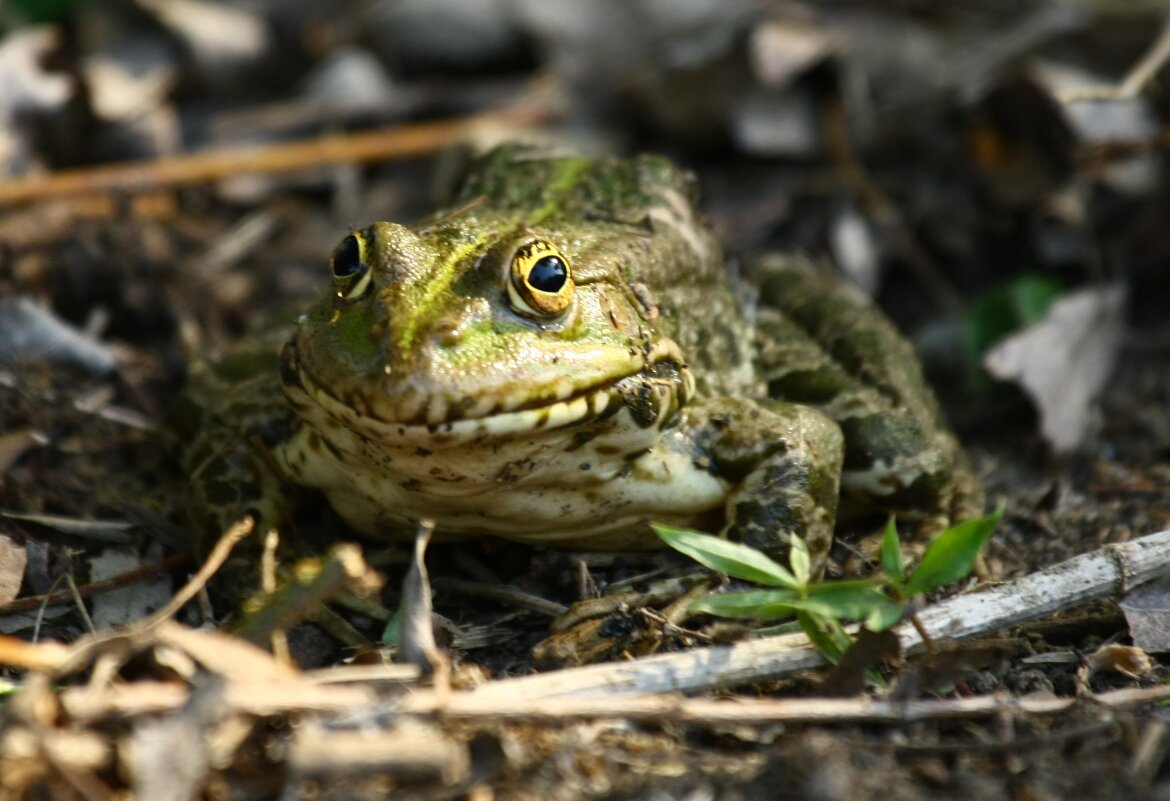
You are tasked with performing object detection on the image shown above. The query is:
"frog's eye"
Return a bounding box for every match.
[507,240,574,318]
[331,232,373,301]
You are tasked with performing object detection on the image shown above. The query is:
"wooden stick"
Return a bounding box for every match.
[0,104,550,206]
[0,552,192,616]
[411,682,1170,725]
[144,517,253,627]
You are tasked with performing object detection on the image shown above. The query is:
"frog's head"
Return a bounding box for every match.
[281,148,706,441]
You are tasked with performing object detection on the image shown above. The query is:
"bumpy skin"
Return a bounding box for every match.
[184,145,981,576]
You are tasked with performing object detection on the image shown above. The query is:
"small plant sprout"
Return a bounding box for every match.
[655,505,1003,664]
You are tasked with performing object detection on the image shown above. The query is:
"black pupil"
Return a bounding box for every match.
[529,255,567,293]
[333,235,363,278]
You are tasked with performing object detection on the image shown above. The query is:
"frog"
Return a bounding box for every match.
[182,144,982,587]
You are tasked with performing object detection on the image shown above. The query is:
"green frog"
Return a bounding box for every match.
[182,145,981,580]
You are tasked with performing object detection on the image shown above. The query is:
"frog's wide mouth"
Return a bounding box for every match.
[280,338,693,439]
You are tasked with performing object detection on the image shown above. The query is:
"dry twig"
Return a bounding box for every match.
[0,552,191,617]
[0,105,551,206]
[409,682,1170,726]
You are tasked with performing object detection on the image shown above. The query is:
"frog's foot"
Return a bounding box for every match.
[686,398,844,577]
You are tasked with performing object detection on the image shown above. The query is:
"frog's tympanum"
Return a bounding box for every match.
[184,146,982,578]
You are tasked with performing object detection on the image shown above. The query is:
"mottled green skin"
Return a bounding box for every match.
[184,145,981,577]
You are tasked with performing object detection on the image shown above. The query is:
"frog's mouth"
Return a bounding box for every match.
[281,338,694,439]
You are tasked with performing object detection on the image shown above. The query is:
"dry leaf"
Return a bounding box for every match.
[748,19,836,88]
[983,284,1125,453]
[0,297,118,374]
[0,429,49,475]
[0,532,28,605]
[90,549,173,630]
[1084,643,1154,679]
[1120,579,1170,653]
[0,27,72,174]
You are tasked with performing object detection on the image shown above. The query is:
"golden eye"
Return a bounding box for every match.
[507,240,573,318]
[331,231,373,301]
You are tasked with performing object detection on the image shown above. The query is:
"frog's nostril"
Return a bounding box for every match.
[433,319,464,347]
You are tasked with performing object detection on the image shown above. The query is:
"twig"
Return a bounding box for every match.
[303,663,420,685]
[1119,16,1170,98]
[0,552,192,616]
[57,676,373,722]
[425,528,1170,702]
[289,724,469,783]
[65,574,96,635]
[260,527,290,663]
[143,517,253,627]
[0,104,551,206]
[403,682,1170,725]
[1062,15,1170,102]
[0,632,71,671]
[432,576,567,618]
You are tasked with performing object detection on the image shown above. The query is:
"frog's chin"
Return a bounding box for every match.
[281,338,693,442]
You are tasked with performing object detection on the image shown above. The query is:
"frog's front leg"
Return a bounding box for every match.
[683,397,844,576]
[177,364,305,602]
[184,419,298,550]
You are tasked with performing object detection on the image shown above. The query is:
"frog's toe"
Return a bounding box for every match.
[723,402,844,577]
[948,456,986,524]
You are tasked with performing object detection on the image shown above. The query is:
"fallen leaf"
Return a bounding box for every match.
[0,27,73,174]
[397,520,442,676]
[1,511,134,543]
[0,297,118,374]
[983,284,1125,453]
[748,19,836,88]
[0,532,27,605]
[1084,643,1154,679]
[0,428,48,475]
[139,0,269,82]
[1120,579,1170,653]
[90,549,173,630]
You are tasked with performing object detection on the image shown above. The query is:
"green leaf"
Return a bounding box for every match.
[789,536,811,585]
[655,525,798,588]
[804,579,889,620]
[756,620,804,637]
[905,506,1004,597]
[798,611,851,664]
[690,589,799,618]
[963,274,1064,357]
[11,0,78,23]
[693,592,829,622]
[692,587,884,624]
[753,597,841,621]
[381,603,403,645]
[880,517,905,586]
[864,600,906,632]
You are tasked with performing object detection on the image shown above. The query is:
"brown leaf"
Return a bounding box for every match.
[1120,579,1170,654]
[983,284,1125,453]
[0,532,27,605]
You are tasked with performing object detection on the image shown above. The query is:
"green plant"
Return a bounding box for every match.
[655,506,1003,664]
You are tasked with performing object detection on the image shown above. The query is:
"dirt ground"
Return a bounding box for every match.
[3,3,1170,800]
